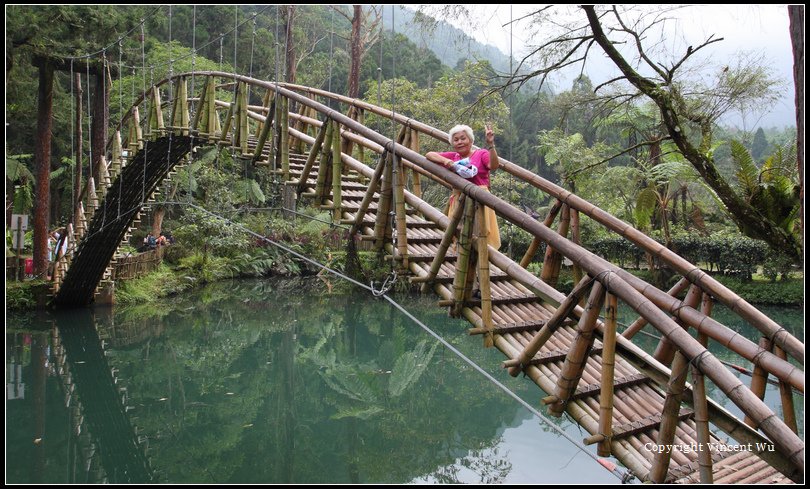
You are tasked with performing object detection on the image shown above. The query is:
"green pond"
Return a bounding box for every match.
[5,277,804,484]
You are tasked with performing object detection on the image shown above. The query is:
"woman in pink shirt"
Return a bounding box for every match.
[426,124,501,250]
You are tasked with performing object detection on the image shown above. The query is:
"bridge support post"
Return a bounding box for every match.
[282,183,297,220]
[95,281,115,306]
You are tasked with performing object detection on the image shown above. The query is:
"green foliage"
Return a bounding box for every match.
[729,139,801,239]
[5,280,46,310]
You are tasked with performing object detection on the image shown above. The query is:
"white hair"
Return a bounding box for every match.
[448,124,474,145]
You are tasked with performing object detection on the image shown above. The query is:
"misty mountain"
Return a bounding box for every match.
[381,5,515,76]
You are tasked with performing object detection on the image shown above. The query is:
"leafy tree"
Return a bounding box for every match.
[750,127,769,162]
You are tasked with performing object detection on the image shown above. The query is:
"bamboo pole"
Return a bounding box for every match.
[548,280,606,417]
[691,347,714,483]
[289,100,307,153]
[451,198,476,317]
[331,120,342,222]
[504,275,594,376]
[296,115,328,195]
[653,284,703,366]
[218,91,235,145]
[349,151,387,237]
[253,96,277,165]
[171,76,189,136]
[539,203,570,288]
[597,292,618,457]
[126,106,143,154]
[410,128,422,198]
[649,351,690,483]
[392,152,409,268]
[622,277,690,339]
[745,337,772,428]
[280,96,290,180]
[773,345,798,434]
[372,152,393,251]
[146,86,164,139]
[521,200,563,268]
[252,88,273,138]
[570,208,584,284]
[416,193,467,291]
[313,122,334,204]
[476,201,493,347]
[237,81,249,155]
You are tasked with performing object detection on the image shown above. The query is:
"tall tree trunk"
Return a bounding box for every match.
[284,6,297,83]
[788,5,804,253]
[348,5,363,99]
[33,62,54,278]
[151,205,165,239]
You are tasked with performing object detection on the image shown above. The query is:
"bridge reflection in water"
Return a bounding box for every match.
[8,279,635,484]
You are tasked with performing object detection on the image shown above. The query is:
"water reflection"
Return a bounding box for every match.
[6,278,802,483]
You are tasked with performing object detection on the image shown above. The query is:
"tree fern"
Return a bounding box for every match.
[729,139,759,202]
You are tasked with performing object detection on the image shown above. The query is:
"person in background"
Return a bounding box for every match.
[426,123,501,251]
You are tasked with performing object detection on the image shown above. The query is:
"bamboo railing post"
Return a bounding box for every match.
[653,284,703,366]
[520,199,562,268]
[349,151,387,237]
[773,345,798,434]
[547,280,606,417]
[745,336,773,428]
[476,201,493,347]
[415,193,467,292]
[191,77,207,131]
[253,96,277,165]
[126,106,143,155]
[280,96,290,180]
[372,152,394,251]
[219,91,235,146]
[503,275,594,376]
[649,351,690,483]
[597,292,618,457]
[341,105,357,161]
[252,89,273,138]
[296,115,327,196]
[356,109,365,168]
[109,131,123,179]
[539,203,570,288]
[313,122,334,204]
[171,76,189,136]
[272,92,283,174]
[392,152,409,269]
[290,100,307,153]
[410,128,422,198]
[570,208,584,284]
[622,277,690,339]
[451,197,476,318]
[331,120,343,222]
[146,86,164,140]
[237,81,249,155]
[691,342,714,483]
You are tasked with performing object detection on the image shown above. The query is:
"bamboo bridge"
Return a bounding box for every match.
[49,71,804,483]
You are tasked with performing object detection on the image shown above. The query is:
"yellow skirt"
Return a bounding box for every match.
[447,187,501,251]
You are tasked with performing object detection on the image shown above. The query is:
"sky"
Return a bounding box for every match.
[419,4,797,130]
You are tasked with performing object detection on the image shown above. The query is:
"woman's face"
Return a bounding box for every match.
[451,131,472,156]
